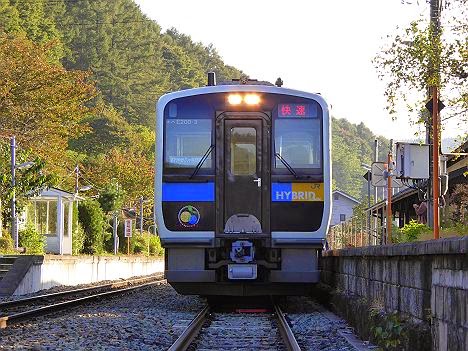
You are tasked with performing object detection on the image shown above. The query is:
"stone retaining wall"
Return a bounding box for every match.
[320,236,467,351]
[0,255,164,296]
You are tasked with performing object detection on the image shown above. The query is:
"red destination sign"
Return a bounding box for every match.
[278,103,315,118]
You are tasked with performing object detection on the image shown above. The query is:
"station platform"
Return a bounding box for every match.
[0,255,164,296]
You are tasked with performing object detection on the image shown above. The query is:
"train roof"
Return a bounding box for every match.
[157,84,329,111]
[218,79,275,86]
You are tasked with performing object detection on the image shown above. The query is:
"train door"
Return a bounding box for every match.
[216,113,270,235]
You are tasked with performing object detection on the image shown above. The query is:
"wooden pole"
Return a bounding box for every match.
[432,86,440,239]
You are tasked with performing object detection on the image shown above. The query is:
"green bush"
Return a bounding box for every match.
[399,220,430,242]
[449,223,468,236]
[78,199,110,255]
[19,225,45,254]
[148,234,164,256]
[131,234,146,254]
[117,231,163,256]
[72,202,85,255]
[72,222,86,255]
[0,230,14,254]
[390,224,403,244]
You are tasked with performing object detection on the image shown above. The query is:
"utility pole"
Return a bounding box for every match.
[386,139,393,244]
[139,196,150,256]
[113,212,119,255]
[139,196,144,237]
[427,0,442,235]
[430,0,441,239]
[374,139,379,202]
[373,139,379,245]
[10,136,18,249]
[432,87,440,239]
[366,172,371,246]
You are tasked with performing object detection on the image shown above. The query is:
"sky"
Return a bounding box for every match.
[134,0,460,143]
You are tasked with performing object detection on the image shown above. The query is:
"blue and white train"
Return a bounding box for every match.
[155,74,331,295]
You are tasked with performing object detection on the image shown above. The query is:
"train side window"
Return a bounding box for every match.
[274,119,321,169]
[165,119,212,168]
[230,127,256,175]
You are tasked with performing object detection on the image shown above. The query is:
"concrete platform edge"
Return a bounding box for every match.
[0,255,164,297]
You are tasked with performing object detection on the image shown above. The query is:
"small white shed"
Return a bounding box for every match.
[330,190,360,226]
[20,188,82,255]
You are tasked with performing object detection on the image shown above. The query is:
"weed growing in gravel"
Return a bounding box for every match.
[370,312,405,351]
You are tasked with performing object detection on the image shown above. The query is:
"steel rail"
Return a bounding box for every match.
[274,303,301,351]
[0,275,161,309]
[168,305,210,351]
[0,279,163,329]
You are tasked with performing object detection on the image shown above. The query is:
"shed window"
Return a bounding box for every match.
[64,202,70,237]
[28,200,58,236]
[340,214,346,222]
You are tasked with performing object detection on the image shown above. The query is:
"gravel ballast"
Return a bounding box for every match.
[0,282,204,350]
[0,284,376,350]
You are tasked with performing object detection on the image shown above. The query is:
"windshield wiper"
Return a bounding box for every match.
[275,152,300,179]
[190,144,215,179]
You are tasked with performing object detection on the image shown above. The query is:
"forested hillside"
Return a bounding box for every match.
[332,118,389,199]
[0,0,386,209]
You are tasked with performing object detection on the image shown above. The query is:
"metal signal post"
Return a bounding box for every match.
[10,136,17,249]
[432,86,440,239]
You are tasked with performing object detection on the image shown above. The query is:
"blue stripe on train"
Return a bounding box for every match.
[162,182,215,202]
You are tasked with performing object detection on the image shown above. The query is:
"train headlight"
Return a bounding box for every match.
[244,94,260,105]
[227,94,243,105]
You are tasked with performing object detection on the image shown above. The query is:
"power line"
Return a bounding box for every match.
[28,0,126,4]
[56,19,156,26]
[78,172,104,191]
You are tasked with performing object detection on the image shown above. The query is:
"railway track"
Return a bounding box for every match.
[169,302,300,351]
[0,275,164,329]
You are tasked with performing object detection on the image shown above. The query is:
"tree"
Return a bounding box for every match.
[332,117,389,199]
[69,102,154,157]
[0,142,56,229]
[59,0,167,126]
[82,148,154,205]
[78,199,109,254]
[165,28,243,83]
[57,0,243,127]
[2,0,66,61]
[374,1,467,137]
[98,180,125,214]
[0,35,96,174]
[0,0,21,34]
[443,183,468,228]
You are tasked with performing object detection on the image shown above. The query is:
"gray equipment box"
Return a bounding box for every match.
[395,142,429,179]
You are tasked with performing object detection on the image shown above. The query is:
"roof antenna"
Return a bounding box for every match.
[207,72,216,86]
[275,77,283,87]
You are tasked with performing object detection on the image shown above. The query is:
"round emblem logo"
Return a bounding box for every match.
[178,205,200,227]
